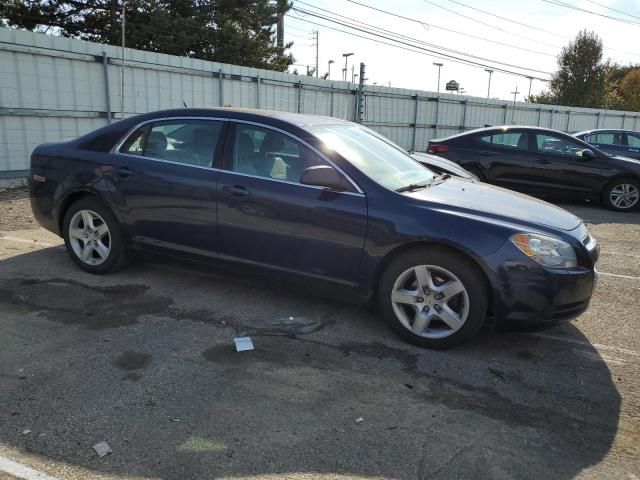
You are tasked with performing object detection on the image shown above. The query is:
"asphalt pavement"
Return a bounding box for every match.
[0,188,638,480]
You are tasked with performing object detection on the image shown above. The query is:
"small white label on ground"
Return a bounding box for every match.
[234,336,254,352]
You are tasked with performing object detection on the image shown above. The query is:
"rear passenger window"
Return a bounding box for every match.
[120,120,224,168]
[478,133,527,151]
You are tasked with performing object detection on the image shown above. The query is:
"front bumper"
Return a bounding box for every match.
[486,244,597,326]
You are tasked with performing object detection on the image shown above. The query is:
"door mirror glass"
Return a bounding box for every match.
[300,165,347,190]
[578,148,595,159]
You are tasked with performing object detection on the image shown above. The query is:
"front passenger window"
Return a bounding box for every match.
[535,133,584,157]
[231,124,325,183]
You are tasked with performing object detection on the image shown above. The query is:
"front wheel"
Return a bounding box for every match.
[62,197,130,274]
[603,179,640,211]
[378,248,488,349]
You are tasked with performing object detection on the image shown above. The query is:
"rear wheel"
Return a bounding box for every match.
[62,197,130,274]
[378,248,488,349]
[603,178,640,211]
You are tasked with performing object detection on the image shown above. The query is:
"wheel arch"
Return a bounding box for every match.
[56,189,101,233]
[370,241,497,316]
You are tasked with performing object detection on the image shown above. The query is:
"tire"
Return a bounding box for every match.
[463,165,485,182]
[602,178,640,212]
[62,197,130,274]
[378,247,488,349]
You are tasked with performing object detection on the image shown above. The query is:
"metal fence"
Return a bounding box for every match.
[2,27,640,183]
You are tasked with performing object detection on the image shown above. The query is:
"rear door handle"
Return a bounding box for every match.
[478,152,491,157]
[536,159,551,164]
[227,185,250,197]
[630,149,639,153]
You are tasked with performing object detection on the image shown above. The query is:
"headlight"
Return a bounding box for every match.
[510,233,577,269]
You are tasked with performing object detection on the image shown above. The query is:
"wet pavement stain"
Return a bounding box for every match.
[0,277,173,330]
[113,351,152,371]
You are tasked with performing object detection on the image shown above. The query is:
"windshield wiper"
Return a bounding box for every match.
[395,183,429,193]
[433,173,451,183]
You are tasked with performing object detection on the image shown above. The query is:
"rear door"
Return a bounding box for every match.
[215,122,368,285]
[109,118,226,255]
[625,133,640,160]
[586,131,630,158]
[470,130,534,190]
[529,131,607,195]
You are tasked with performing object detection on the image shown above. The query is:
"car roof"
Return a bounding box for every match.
[430,125,575,143]
[135,107,350,128]
[574,128,638,136]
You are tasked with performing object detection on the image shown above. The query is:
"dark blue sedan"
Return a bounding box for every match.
[29,109,599,349]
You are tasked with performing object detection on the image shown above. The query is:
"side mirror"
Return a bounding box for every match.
[300,165,348,191]
[578,148,595,159]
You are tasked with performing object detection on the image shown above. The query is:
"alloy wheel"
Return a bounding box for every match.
[68,209,111,266]
[609,183,639,209]
[391,265,469,339]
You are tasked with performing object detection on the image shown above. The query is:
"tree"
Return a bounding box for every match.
[528,30,608,108]
[614,69,640,112]
[0,0,294,71]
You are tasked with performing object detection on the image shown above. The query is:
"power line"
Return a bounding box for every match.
[425,0,640,59]
[293,4,552,76]
[447,0,570,39]
[420,0,565,50]
[543,0,640,26]
[583,0,640,22]
[344,0,556,58]
[288,11,551,80]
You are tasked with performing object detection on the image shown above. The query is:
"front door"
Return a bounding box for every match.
[110,118,226,255]
[529,131,606,196]
[216,122,368,285]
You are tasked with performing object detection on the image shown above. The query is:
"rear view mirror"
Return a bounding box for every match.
[578,148,595,159]
[300,165,348,191]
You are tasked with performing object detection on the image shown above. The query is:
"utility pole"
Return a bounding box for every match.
[328,59,334,80]
[526,76,534,98]
[433,62,443,96]
[510,86,520,124]
[484,69,493,98]
[356,62,365,123]
[351,65,355,83]
[120,1,125,119]
[313,30,319,78]
[342,52,354,82]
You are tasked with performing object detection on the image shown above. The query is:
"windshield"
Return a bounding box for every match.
[307,124,435,191]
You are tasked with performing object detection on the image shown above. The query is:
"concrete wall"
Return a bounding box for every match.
[2,27,639,182]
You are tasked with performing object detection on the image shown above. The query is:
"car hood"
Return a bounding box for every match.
[406,178,582,231]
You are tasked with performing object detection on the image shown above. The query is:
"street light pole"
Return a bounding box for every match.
[526,76,534,98]
[342,52,354,82]
[433,62,443,96]
[484,69,493,99]
[328,59,334,80]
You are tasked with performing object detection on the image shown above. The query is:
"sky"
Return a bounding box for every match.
[283,0,640,101]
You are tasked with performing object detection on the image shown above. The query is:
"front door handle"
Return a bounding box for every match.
[630,149,639,153]
[227,185,250,197]
[536,159,551,164]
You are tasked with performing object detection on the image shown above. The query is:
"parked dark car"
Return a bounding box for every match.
[574,129,640,161]
[410,152,478,180]
[30,109,599,349]
[427,126,640,211]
